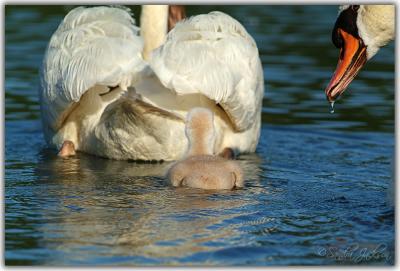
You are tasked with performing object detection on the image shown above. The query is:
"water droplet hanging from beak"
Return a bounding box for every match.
[330,101,335,114]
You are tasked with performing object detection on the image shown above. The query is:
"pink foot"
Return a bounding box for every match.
[219,148,235,159]
[58,140,76,157]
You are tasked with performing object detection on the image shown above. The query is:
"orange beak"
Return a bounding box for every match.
[325,28,367,102]
[168,5,186,32]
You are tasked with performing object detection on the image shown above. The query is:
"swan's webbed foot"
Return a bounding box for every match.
[218,147,235,159]
[58,140,76,158]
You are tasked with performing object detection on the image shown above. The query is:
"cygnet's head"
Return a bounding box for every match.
[185,107,216,156]
[325,5,395,102]
[168,107,244,190]
[168,155,244,190]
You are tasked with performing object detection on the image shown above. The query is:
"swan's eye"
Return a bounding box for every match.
[333,28,344,49]
[331,5,360,48]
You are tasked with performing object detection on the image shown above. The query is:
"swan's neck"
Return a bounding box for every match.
[140,5,169,61]
[357,5,395,59]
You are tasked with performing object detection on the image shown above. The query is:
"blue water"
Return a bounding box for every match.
[5,5,394,265]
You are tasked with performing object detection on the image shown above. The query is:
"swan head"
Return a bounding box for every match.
[185,107,216,156]
[325,5,395,102]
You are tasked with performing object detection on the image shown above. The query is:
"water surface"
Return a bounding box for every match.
[5,5,394,266]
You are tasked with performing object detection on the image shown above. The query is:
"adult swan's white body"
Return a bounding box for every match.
[40,6,264,161]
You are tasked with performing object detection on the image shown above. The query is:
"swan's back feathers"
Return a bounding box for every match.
[59,6,134,31]
[150,11,264,131]
[40,6,146,133]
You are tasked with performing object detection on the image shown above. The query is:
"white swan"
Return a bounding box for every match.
[168,107,244,190]
[325,5,395,102]
[40,5,264,161]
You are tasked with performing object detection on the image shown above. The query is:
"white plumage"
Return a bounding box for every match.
[355,5,395,59]
[40,6,264,161]
[40,7,145,132]
[151,11,263,131]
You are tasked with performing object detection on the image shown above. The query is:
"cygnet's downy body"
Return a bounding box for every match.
[168,108,244,190]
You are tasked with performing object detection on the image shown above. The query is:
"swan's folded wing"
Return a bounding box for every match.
[150,11,264,132]
[40,6,146,132]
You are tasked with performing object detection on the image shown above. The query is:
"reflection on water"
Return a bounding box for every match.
[5,5,394,266]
